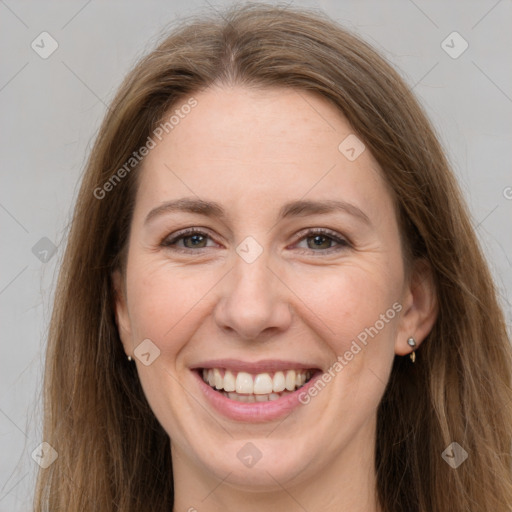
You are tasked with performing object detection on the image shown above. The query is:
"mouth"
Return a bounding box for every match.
[197,367,317,402]
[191,360,324,422]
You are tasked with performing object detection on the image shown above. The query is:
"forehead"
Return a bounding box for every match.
[134,85,393,226]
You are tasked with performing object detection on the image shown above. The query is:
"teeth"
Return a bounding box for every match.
[224,370,236,392]
[214,368,223,389]
[285,370,296,391]
[201,368,312,395]
[273,371,286,392]
[235,372,254,394]
[253,373,273,394]
[225,390,292,402]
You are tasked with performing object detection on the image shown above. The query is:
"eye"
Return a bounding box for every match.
[160,228,217,252]
[293,228,350,254]
[160,227,350,255]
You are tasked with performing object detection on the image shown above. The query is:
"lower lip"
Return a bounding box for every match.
[192,370,322,422]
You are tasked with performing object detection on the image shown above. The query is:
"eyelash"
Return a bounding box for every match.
[160,227,351,255]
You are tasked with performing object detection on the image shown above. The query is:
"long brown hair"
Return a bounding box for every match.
[34,3,512,511]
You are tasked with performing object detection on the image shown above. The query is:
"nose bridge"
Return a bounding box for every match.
[214,244,292,340]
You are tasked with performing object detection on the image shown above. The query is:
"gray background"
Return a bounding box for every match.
[1,0,511,509]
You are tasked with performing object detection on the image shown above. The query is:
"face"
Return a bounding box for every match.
[114,85,434,494]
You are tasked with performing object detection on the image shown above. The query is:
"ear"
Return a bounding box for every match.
[395,258,438,356]
[112,269,133,357]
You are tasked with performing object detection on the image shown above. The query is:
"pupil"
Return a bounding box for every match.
[186,235,204,247]
[310,235,329,249]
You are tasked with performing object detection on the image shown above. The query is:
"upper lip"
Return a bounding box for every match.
[190,358,321,374]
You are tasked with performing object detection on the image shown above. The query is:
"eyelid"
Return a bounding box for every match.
[160,227,351,254]
[291,227,351,253]
[160,227,218,250]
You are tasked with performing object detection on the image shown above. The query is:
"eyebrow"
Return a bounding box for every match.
[144,197,371,226]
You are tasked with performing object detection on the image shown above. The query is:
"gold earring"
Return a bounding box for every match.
[407,337,416,363]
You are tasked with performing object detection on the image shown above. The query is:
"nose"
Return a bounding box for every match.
[213,252,292,342]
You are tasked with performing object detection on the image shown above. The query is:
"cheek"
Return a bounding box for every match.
[123,257,219,354]
[292,261,401,340]
[290,260,401,405]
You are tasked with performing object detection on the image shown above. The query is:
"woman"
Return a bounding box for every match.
[34,3,512,511]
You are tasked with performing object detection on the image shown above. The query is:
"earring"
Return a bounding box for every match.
[407,337,416,363]
[127,355,133,362]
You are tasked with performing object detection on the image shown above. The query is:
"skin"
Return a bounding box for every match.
[113,85,437,511]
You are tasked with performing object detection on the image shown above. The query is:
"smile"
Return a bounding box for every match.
[191,359,323,422]
[201,368,313,402]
